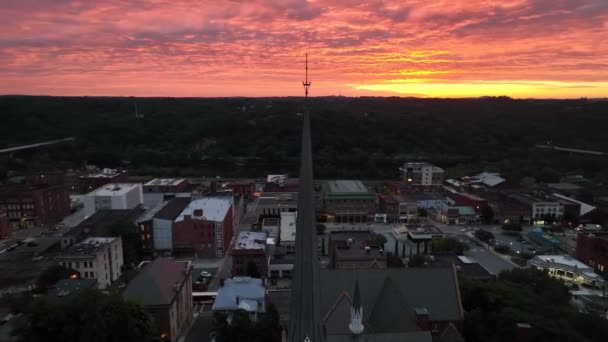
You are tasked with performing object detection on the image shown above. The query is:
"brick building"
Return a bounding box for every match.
[448,192,488,209]
[378,194,417,223]
[123,259,193,342]
[223,180,256,197]
[0,183,70,228]
[172,198,233,257]
[143,179,189,193]
[77,168,129,194]
[323,180,377,223]
[329,231,386,269]
[231,231,268,276]
[576,231,608,273]
[0,207,9,240]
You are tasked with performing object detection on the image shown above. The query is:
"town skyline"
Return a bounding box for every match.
[1,0,607,98]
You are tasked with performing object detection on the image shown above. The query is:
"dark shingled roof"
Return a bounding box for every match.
[325,332,432,342]
[319,268,463,329]
[65,207,145,239]
[123,258,190,306]
[153,197,191,220]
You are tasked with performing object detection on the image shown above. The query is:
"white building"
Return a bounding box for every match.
[279,211,297,254]
[213,277,266,321]
[528,255,605,288]
[83,183,143,217]
[56,236,124,289]
[261,217,280,239]
[401,162,444,186]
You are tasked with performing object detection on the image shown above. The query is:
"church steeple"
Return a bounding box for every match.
[349,280,364,335]
[288,55,324,342]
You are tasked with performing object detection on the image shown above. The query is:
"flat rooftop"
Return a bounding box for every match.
[280,212,297,243]
[258,192,298,206]
[81,168,124,178]
[533,255,592,269]
[144,178,187,186]
[326,180,370,194]
[87,183,140,197]
[405,192,446,202]
[57,237,118,259]
[233,231,267,251]
[175,197,231,222]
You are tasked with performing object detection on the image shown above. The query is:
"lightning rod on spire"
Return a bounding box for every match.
[303,53,311,99]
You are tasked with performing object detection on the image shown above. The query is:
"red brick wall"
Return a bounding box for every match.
[378,195,399,222]
[36,185,71,224]
[576,233,608,271]
[450,193,487,208]
[172,205,233,258]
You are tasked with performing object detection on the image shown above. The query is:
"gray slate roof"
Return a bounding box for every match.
[319,268,463,330]
[123,258,190,306]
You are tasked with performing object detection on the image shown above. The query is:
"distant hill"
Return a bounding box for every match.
[1,96,607,182]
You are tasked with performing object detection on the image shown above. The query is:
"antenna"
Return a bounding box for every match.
[302,53,311,99]
[134,100,143,118]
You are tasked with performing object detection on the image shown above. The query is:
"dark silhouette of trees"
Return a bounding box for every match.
[36,264,79,292]
[11,290,160,342]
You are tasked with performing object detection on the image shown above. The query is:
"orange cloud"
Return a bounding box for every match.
[0,0,606,98]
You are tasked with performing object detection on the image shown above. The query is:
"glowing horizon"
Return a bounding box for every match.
[1,1,607,98]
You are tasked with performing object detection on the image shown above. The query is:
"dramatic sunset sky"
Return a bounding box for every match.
[1,0,607,98]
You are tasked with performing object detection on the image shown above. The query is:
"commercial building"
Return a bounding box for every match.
[77,168,128,194]
[528,255,605,288]
[378,194,417,223]
[407,224,445,255]
[401,162,445,186]
[265,174,299,192]
[61,207,144,249]
[405,192,448,210]
[448,192,487,209]
[279,211,297,254]
[172,197,233,257]
[83,183,144,218]
[329,231,386,269]
[143,178,189,193]
[439,206,478,225]
[213,277,266,321]
[231,231,268,276]
[0,207,9,240]
[56,237,123,289]
[142,179,191,207]
[576,231,608,273]
[123,258,193,342]
[255,192,298,221]
[323,180,377,223]
[223,180,256,197]
[148,198,192,252]
[508,194,563,222]
[0,183,70,228]
[261,217,279,239]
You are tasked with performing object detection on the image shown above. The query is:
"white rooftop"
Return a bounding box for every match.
[144,178,187,186]
[82,237,118,244]
[535,255,592,270]
[87,183,141,197]
[472,172,505,187]
[552,193,596,216]
[82,168,123,178]
[267,174,287,183]
[175,197,231,222]
[212,277,265,312]
[280,211,297,243]
[233,231,267,250]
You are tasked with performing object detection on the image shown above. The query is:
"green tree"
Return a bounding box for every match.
[373,233,387,248]
[418,208,428,217]
[108,221,142,267]
[431,237,470,255]
[11,289,160,342]
[316,223,326,235]
[212,305,280,342]
[480,205,494,224]
[36,264,79,292]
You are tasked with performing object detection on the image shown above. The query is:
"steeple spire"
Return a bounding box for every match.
[289,54,324,342]
[349,279,364,335]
